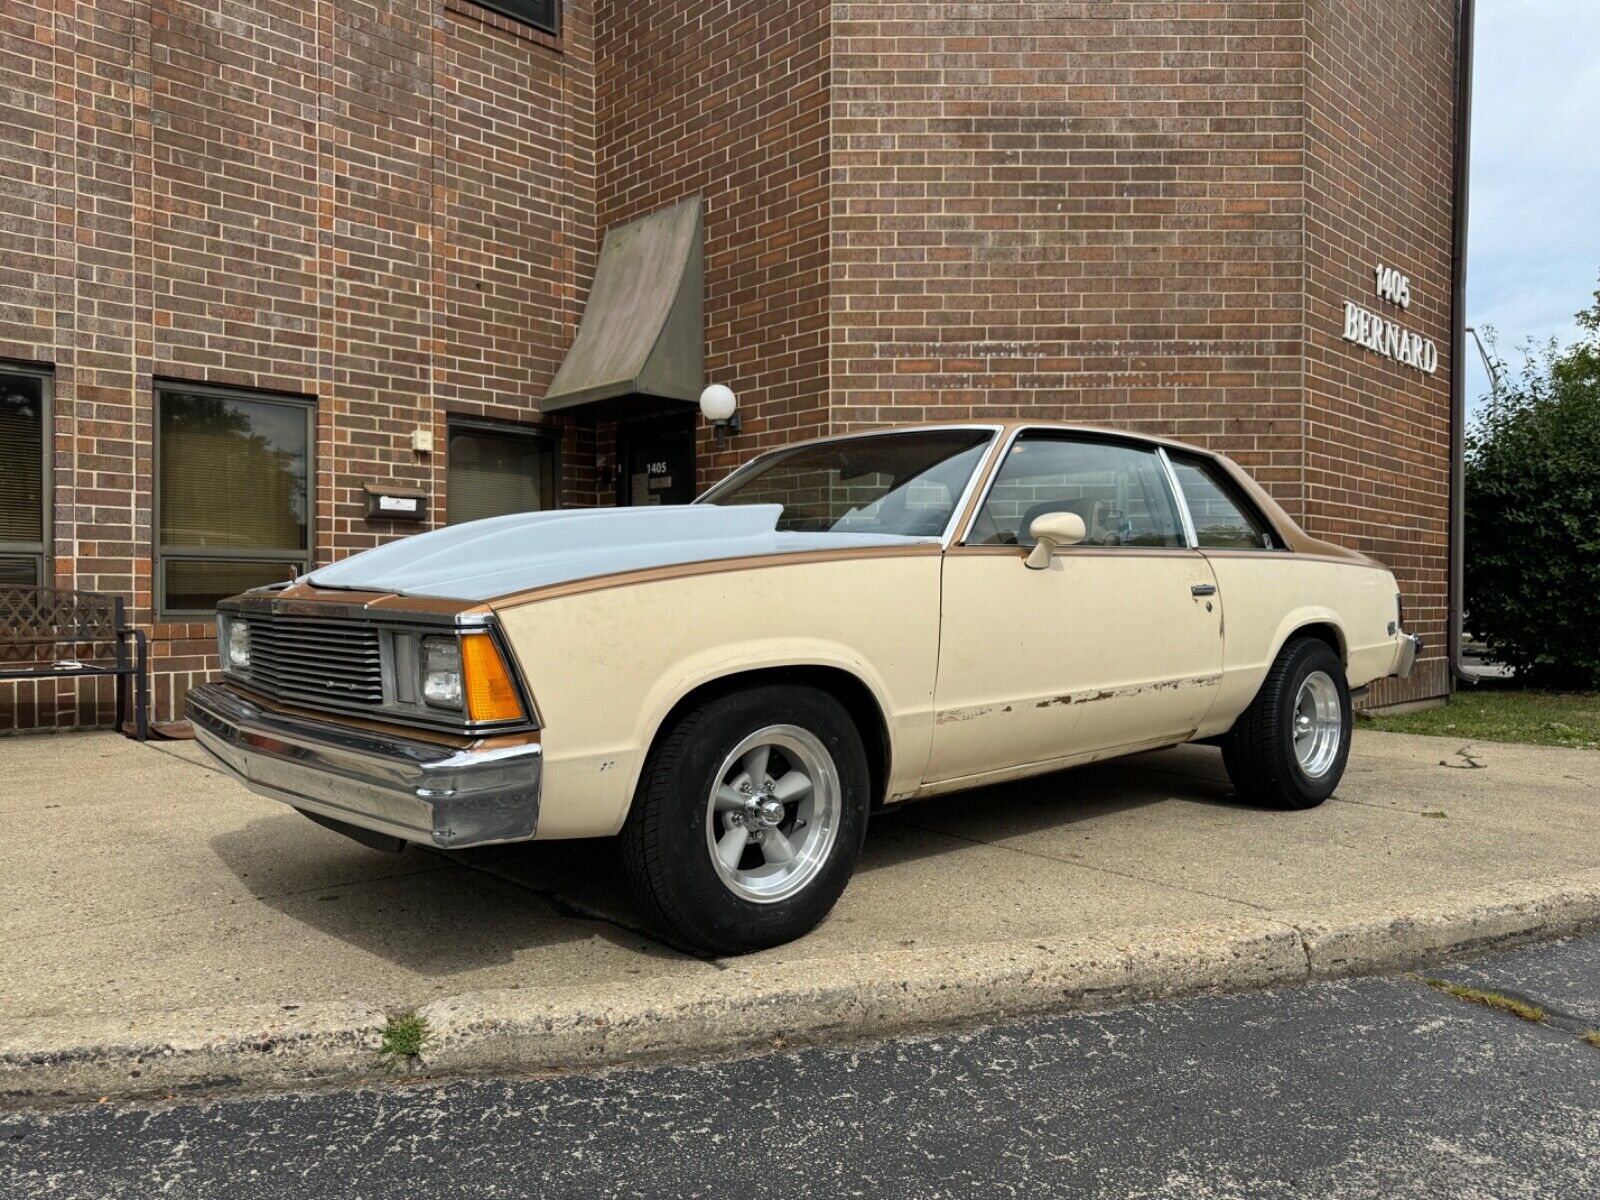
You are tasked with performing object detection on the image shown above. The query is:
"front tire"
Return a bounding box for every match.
[620,684,870,955]
[1222,638,1351,810]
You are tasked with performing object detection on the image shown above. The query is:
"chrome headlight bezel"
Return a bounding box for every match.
[211,596,540,734]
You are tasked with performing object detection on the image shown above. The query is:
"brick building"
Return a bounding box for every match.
[0,0,1462,731]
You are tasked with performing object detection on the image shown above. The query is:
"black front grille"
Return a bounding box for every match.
[241,616,384,709]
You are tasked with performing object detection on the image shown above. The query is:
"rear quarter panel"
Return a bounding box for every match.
[492,551,943,838]
[1198,552,1400,737]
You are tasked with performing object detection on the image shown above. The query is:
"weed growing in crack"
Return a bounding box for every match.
[1424,979,1546,1023]
[380,1013,432,1068]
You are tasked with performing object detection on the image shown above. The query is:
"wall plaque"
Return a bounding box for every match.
[363,483,429,523]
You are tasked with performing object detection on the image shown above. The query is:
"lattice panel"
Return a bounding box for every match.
[0,587,121,666]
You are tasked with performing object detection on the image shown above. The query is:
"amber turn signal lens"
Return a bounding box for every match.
[460,634,524,723]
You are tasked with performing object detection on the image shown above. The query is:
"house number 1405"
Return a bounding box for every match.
[1374,264,1410,310]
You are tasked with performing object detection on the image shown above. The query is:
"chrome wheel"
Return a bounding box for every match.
[1292,670,1343,778]
[705,724,841,904]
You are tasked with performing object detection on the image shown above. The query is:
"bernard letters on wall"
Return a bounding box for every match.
[1342,264,1438,374]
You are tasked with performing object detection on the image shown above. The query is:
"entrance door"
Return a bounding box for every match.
[926,432,1224,784]
[616,414,696,506]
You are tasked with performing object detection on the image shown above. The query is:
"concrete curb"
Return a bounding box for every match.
[0,1002,387,1103]
[415,917,1305,1075]
[1296,870,1600,978]
[6,871,1600,1104]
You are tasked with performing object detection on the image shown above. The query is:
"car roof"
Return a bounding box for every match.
[764,420,1225,461]
[703,419,1376,567]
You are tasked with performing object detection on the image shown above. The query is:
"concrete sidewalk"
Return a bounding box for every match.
[4,726,1600,1100]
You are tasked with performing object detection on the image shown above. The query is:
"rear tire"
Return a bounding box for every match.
[620,684,870,956]
[1222,638,1351,810]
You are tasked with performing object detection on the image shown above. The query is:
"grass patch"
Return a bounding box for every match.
[1361,687,1600,750]
[1584,1031,1600,1049]
[1425,979,1546,1023]
[1421,810,1448,819]
[379,1013,431,1067]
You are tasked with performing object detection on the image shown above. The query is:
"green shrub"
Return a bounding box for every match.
[1465,285,1600,688]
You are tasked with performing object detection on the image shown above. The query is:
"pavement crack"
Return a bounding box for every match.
[890,819,1277,914]
[1408,974,1599,1043]
[143,741,226,776]
[1327,795,1434,815]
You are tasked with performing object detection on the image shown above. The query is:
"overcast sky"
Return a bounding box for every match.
[1465,1,1600,405]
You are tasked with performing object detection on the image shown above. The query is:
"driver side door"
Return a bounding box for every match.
[926,432,1224,785]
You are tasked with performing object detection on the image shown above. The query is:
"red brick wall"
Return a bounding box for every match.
[830,2,1310,508]
[0,0,1458,733]
[0,0,596,728]
[1302,0,1456,706]
[592,0,832,484]
[830,1,1454,705]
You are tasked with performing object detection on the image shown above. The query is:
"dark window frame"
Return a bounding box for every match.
[468,0,559,36]
[445,414,562,526]
[0,361,52,588]
[154,380,317,620]
[1167,452,1285,552]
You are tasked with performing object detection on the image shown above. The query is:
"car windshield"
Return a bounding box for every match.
[699,430,993,536]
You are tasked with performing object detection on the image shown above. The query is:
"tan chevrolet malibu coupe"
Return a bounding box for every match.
[189,423,1421,954]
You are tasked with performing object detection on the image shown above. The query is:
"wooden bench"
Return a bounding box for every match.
[0,586,149,740]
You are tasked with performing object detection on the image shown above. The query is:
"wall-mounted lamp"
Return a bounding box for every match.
[699,383,741,448]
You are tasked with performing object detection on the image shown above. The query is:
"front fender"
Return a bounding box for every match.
[493,550,944,837]
[617,639,915,813]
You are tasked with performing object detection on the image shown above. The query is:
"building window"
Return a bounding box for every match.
[0,365,50,587]
[447,419,558,525]
[156,383,314,617]
[471,0,558,36]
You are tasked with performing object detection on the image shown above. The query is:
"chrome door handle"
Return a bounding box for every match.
[1190,583,1217,596]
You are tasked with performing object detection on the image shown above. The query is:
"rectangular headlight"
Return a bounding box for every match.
[420,636,463,709]
[222,617,251,670]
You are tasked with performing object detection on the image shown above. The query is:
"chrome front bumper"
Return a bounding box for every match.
[186,682,542,849]
[1396,632,1423,679]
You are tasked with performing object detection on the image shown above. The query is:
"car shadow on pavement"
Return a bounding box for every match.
[204,746,1249,975]
[856,744,1249,875]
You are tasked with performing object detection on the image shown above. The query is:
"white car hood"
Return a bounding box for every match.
[304,504,935,601]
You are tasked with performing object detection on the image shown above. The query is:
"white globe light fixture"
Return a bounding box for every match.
[699,383,741,446]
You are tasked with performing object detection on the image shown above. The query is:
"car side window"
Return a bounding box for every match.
[1169,456,1276,549]
[969,436,1186,548]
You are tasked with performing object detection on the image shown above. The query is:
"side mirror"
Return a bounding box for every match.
[1025,512,1086,569]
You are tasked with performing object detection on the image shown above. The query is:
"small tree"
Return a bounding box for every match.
[1465,283,1600,688]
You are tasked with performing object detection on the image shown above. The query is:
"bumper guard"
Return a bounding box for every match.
[1396,632,1423,679]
